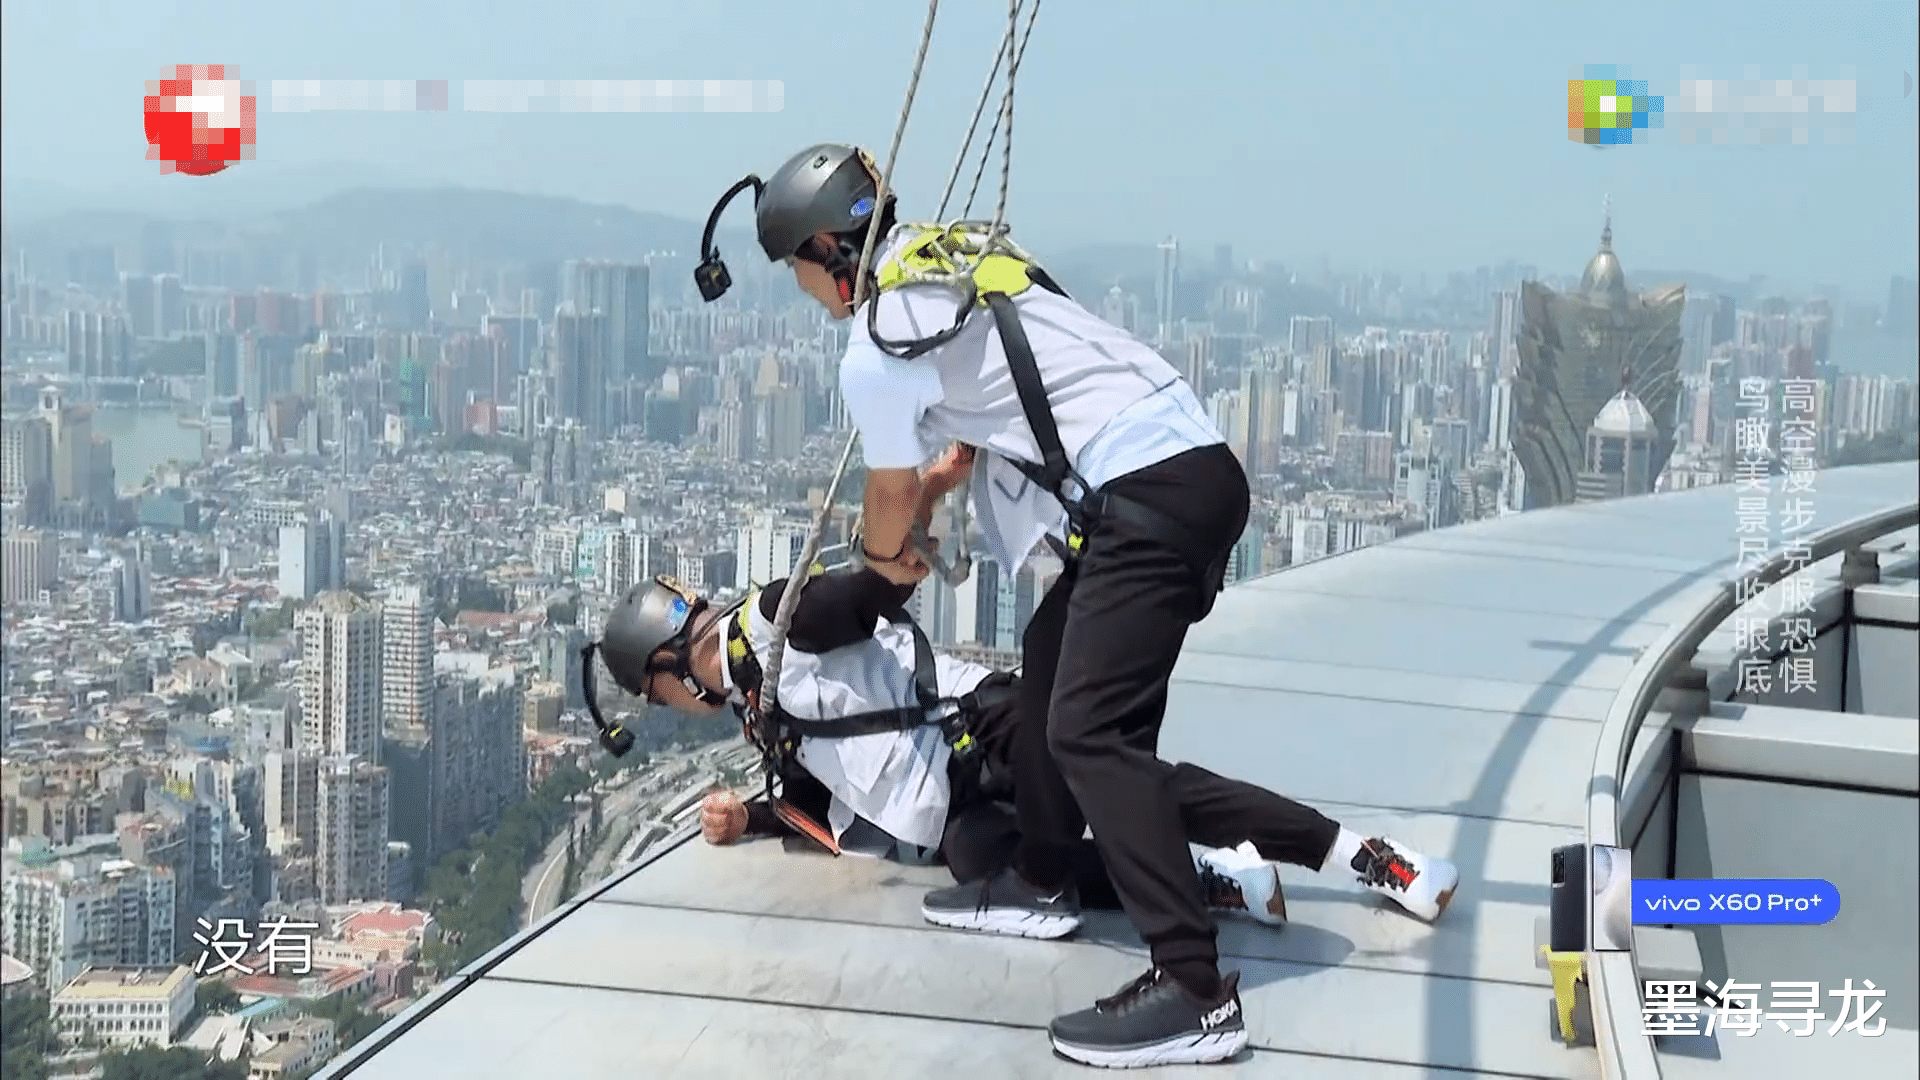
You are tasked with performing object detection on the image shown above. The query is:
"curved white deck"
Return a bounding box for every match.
[319,461,1919,1079]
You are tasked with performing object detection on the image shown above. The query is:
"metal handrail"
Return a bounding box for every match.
[1584,498,1920,1080]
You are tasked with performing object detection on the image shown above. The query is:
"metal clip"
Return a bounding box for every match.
[909,522,972,588]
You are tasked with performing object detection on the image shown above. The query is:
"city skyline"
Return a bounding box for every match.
[2,1,1916,300]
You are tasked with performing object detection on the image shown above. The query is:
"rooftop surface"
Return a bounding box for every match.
[55,964,188,997]
[321,461,1919,1080]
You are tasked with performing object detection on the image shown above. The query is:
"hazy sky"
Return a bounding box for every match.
[3,1,1916,298]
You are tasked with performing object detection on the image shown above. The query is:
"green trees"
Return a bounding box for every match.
[195,980,242,1018]
[99,1046,248,1080]
[558,830,580,905]
[0,994,54,1080]
[244,599,297,638]
[418,764,594,974]
[304,994,383,1056]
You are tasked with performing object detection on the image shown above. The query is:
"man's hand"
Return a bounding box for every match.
[868,540,932,587]
[919,443,976,502]
[701,790,748,845]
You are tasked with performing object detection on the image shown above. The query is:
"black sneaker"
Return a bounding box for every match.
[921,866,1082,939]
[1050,967,1249,1068]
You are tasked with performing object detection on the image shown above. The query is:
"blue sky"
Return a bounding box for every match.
[3,0,1915,298]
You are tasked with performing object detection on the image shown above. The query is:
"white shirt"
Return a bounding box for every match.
[738,596,995,851]
[839,227,1224,572]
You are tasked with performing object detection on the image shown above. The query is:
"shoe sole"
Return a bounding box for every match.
[921,904,1081,940]
[1051,1028,1249,1068]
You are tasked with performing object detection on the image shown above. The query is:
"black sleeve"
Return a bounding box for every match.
[743,767,835,837]
[743,802,788,836]
[756,569,915,655]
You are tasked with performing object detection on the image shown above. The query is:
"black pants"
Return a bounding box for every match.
[942,764,1340,911]
[1011,443,1277,975]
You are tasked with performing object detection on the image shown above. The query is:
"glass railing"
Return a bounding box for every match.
[1583,499,1920,1079]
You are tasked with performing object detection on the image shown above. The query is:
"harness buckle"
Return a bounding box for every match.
[1060,486,1106,563]
[941,710,979,758]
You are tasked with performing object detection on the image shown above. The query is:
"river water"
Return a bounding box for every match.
[88,407,209,493]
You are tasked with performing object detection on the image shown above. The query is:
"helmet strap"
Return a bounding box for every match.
[821,237,863,307]
[658,594,748,709]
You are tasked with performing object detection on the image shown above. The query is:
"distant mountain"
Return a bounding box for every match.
[0,185,752,273]
[256,187,715,265]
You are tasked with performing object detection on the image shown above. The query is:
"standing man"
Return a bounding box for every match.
[717,143,1458,1069]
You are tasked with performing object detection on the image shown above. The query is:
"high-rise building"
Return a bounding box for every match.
[735,510,813,590]
[39,387,109,508]
[1100,285,1142,336]
[278,513,344,601]
[111,554,151,623]
[1287,316,1333,360]
[315,754,391,903]
[263,749,320,857]
[1,412,54,519]
[596,529,652,597]
[2,529,58,606]
[120,273,157,338]
[431,666,527,862]
[0,855,177,993]
[1510,208,1684,509]
[550,305,609,438]
[298,591,383,762]
[567,260,652,382]
[1886,275,1918,337]
[716,400,756,462]
[155,274,185,337]
[382,585,435,730]
[1333,430,1396,490]
[1184,330,1213,399]
[761,386,807,460]
[536,624,587,709]
[1156,237,1180,346]
[204,333,240,398]
[1575,387,1659,502]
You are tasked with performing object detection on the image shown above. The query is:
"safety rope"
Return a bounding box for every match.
[936,4,1019,220]
[962,0,1041,221]
[758,0,1039,758]
[761,0,944,730]
[933,0,1039,588]
[849,0,943,314]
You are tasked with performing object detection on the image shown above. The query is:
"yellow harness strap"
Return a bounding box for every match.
[726,593,756,669]
[875,225,1041,303]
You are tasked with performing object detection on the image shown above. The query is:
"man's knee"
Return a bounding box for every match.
[1045,715,1104,764]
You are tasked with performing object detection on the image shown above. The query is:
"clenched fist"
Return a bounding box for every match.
[701,790,748,845]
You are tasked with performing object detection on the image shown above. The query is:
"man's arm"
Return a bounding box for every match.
[862,468,924,570]
[757,569,915,655]
[839,332,945,582]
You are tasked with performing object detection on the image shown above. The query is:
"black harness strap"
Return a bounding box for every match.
[727,603,969,746]
[981,291,1229,609]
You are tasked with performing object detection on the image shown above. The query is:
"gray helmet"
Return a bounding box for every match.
[755,143,889,262]
[597,576,707,698]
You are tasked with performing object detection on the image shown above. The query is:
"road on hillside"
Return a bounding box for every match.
[520,770,659,925]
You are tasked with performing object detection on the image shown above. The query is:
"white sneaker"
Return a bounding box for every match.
[1350,837,1458,922]
[1197,841,1287,926]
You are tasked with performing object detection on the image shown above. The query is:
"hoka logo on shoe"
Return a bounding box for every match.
[1201,998,1239,1030]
